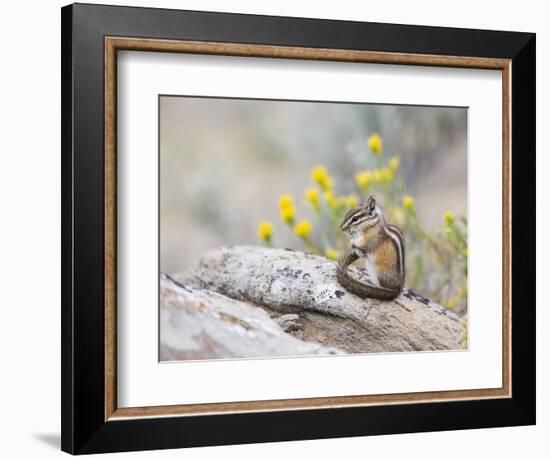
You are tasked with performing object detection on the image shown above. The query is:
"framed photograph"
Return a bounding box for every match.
[61,3,535,454]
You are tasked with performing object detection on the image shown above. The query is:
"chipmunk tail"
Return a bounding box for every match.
[336,260,401,301]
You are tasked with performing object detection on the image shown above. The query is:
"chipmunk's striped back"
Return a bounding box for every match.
[383,223,405,285]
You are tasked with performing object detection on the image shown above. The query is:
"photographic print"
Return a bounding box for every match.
[159,96,468,362]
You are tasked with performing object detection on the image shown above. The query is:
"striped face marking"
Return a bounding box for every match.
[340,195,380,234]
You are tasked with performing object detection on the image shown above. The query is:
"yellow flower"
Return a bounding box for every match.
[305,188,320,210]
[345,195,359,208]
[443,211,455,224]
[324,190,337,209]
[355,170,372,189]
[257,221,273,243]
[381,167,394,183]
[367,133,383,156]
[325,248,340,260]
[464,248,468,258]
[280,206,296,224]
[310,166,333,191]
[373,168,383,183]
[389,155,400,171]
[294,220,312,238]
[278,194,294,210]
[403,195,414,209]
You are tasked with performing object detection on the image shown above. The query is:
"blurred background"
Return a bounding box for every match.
[160,96,467,314]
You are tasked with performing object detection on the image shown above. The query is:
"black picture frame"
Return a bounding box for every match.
[61,3,535,454]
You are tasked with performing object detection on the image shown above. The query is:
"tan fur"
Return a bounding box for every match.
[351,226,381,253]
[374,239,398,274]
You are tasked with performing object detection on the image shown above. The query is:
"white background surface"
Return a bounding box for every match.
[118,52,502,407]
[0,0,545,457]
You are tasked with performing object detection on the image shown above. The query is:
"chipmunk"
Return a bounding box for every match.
[336,195,405,300]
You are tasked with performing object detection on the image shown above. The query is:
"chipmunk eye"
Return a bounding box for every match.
[351,216,359,222]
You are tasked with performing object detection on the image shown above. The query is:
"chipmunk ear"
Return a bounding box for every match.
[364,195,374,208]
[368,197,376,211]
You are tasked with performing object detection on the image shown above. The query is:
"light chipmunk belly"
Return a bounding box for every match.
[365,253,380,287]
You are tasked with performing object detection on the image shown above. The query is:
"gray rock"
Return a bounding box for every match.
[274,313,302,332]
[160,273,342,361]
[180,246,465,353]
